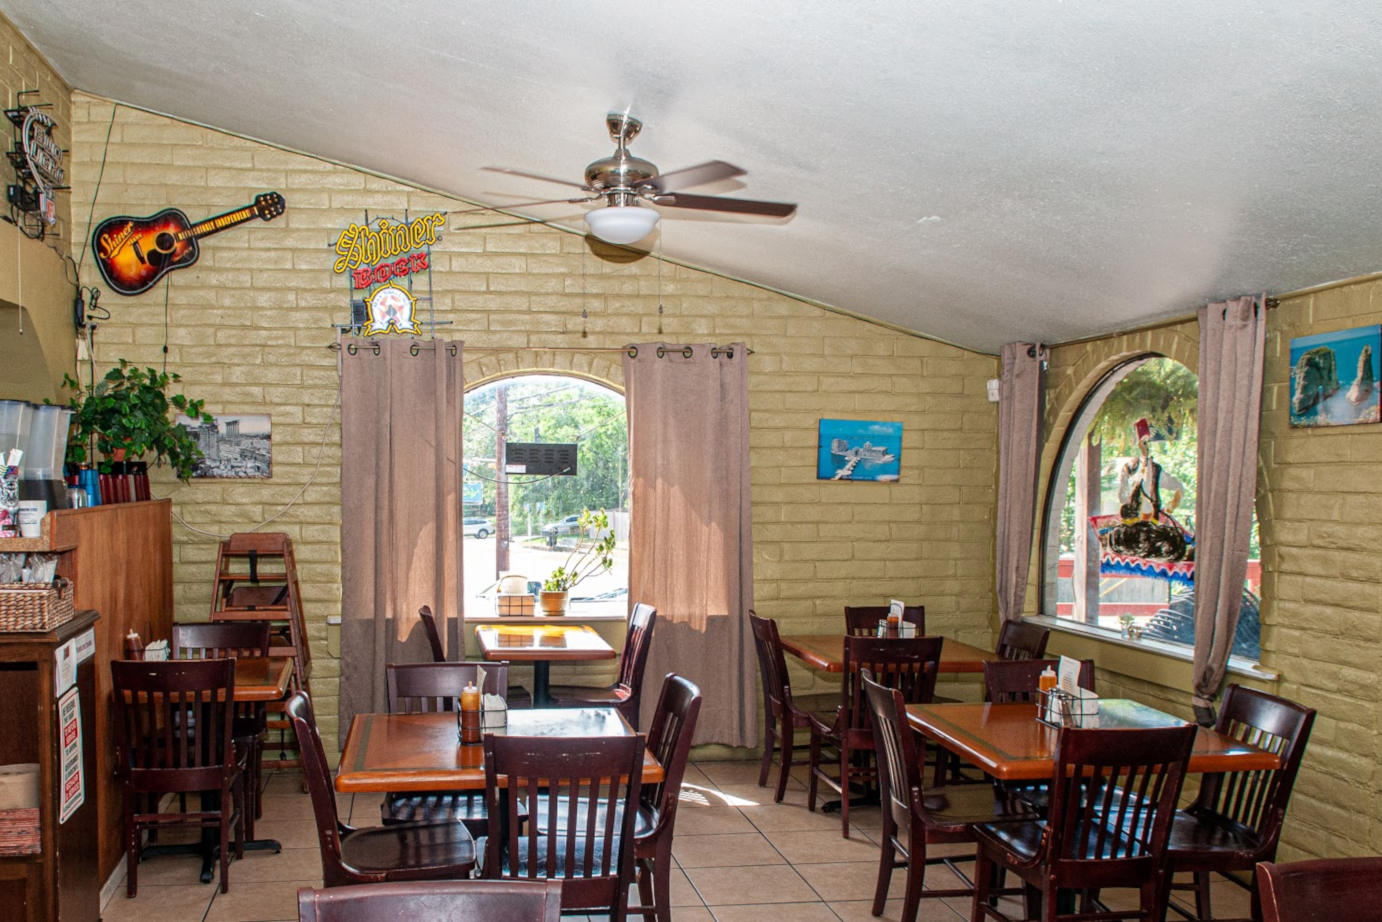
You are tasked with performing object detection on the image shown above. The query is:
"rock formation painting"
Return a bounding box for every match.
[1289,325,1382,427]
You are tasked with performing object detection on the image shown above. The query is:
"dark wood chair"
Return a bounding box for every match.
[970,723,1197,922]
[808,635,944,837]
[982,657,1094,702]
[110,658,246,897]
[862,671,1031,922]
[379,661,515,833]
[1255,858,1382,922]
[548,602,657,729]
[844,604,926,636]
[1166,685,1316,921]
[749,612,822,801]
[296,879,563,922]
[171,620,273,837]
[481,732,645,920]
[994,620,1050,660]
[284,691,477,887]
[417,605,446,662]
[629,674,703,922]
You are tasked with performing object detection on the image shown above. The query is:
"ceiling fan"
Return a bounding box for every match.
[483,113,797,244]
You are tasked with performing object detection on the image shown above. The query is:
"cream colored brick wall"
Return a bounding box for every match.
[1042,289,1382,861]
[66,93,1000,750]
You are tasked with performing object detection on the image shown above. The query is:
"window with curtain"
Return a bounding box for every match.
[462,374,629,617]
[1040,355,1261,660]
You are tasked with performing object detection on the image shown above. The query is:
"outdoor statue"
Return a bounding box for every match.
[1106,418,1190,563]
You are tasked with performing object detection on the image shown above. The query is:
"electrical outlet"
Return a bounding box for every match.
[6,184,39,213]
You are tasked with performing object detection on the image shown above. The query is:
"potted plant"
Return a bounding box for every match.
[63,360,215,482]
[540,508,616,615]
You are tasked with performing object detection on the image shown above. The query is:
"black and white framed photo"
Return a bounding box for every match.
[176,414,272,478]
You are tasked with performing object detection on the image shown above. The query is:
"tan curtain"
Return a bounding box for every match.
[1192,297,1265,724]
[625,343,755,746]
[995,342,1046,622]
[339,337,464,740]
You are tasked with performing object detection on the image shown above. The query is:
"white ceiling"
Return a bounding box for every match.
[7,1,1382,353]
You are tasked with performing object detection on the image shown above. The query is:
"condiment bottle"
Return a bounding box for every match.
[459,681,481,744]
[124,630,144,660]
[1038,665,1057,694]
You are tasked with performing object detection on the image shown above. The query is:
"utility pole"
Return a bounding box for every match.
[495,382,510,575]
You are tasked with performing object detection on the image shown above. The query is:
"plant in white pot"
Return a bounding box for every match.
[540,508,616,615]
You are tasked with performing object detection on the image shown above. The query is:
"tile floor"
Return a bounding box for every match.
[99,761,1253,921]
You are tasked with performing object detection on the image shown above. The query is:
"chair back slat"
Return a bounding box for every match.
[417,605,447,662]
[483,734,644,916]
[1192,684,1315,843]
[387,662,511,713]
[111,659,238,789]
[862,671,927,831]
[842,636,943,731]
[994,620,1050,660]
[844,605,926,636]
[639,675,702,831]
[983,658,1095,703]
[1046,725,1195,874]
[171,620,271,660]
[748,613,794,715]
[284,692,347,881]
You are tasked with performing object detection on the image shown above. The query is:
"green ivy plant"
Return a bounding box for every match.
[63,361,214,481]
[542,508,617,592]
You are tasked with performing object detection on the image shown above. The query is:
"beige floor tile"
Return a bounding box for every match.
[740,802,852,834]
[696,760,770,789]
[247,818,323,850]
[765,827,882,864]
[684,863,818,906]
[663,908,715,922]
[204,876,313,922]
[712,781,810,808]
[675,804,759,837]
[796,859,885,902]
[101,882,216,922]
[680,764,714,788]
[711,901,841,922]
[255,792,319,821]
[832,896,968,922]
[125,850,221,889]
[229,846,325,883]
[672,832,785,868]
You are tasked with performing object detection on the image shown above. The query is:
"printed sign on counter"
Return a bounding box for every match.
[57,686,85,823]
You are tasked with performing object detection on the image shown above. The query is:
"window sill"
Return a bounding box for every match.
[466,612,628,624]
[1026,614,1279,685]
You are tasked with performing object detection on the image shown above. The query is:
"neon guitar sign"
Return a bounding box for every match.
[92,191,286,295]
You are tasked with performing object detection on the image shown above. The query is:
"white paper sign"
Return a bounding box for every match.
[57,686,85,823]
[1057,654,1083,693]
[53,639,76,698]
[888,599,905,621]
[73,628,96,665]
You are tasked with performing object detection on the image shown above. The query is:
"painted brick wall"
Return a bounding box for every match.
[64,93,1000,750]
[1041,287,1382,861]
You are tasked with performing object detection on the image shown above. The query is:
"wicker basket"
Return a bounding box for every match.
[0,578,75,632]
[0,807,39,855]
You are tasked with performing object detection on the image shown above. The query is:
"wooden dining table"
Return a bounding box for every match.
[336,706,665,793]
[905,699,1282,781]
[474,622,616,707]
[779,632,999,673]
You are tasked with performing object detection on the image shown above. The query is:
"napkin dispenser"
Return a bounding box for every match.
[481,693,508,729]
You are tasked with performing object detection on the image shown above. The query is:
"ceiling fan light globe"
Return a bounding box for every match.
[585,205,659,244]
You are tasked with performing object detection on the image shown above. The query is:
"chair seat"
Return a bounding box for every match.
[531,799,656,841]
[977,816,1153,865]
[1167,809,1264,867]
[918,782,1035,829]
[382,791,529,836]
[340,821,476,877]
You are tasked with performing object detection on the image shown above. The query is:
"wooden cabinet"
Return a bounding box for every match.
[0,611,100,922]
[2,500,175,889]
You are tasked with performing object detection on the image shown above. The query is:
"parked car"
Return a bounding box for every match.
[541,514,584,547]
[463,517,493,539]
[1141,586,1261,660]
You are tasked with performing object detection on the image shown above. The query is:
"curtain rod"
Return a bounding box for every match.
[327,340,753,358]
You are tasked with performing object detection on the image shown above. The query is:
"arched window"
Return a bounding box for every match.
[1040,355,1260,659]
[463,375,628,616]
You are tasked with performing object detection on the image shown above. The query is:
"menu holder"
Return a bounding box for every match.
[1037,686,1100,729]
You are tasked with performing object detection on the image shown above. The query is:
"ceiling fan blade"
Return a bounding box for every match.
[644,160,745,193]
[482,166,589,191]
[652,192,797,218]
[451,196,594,215]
